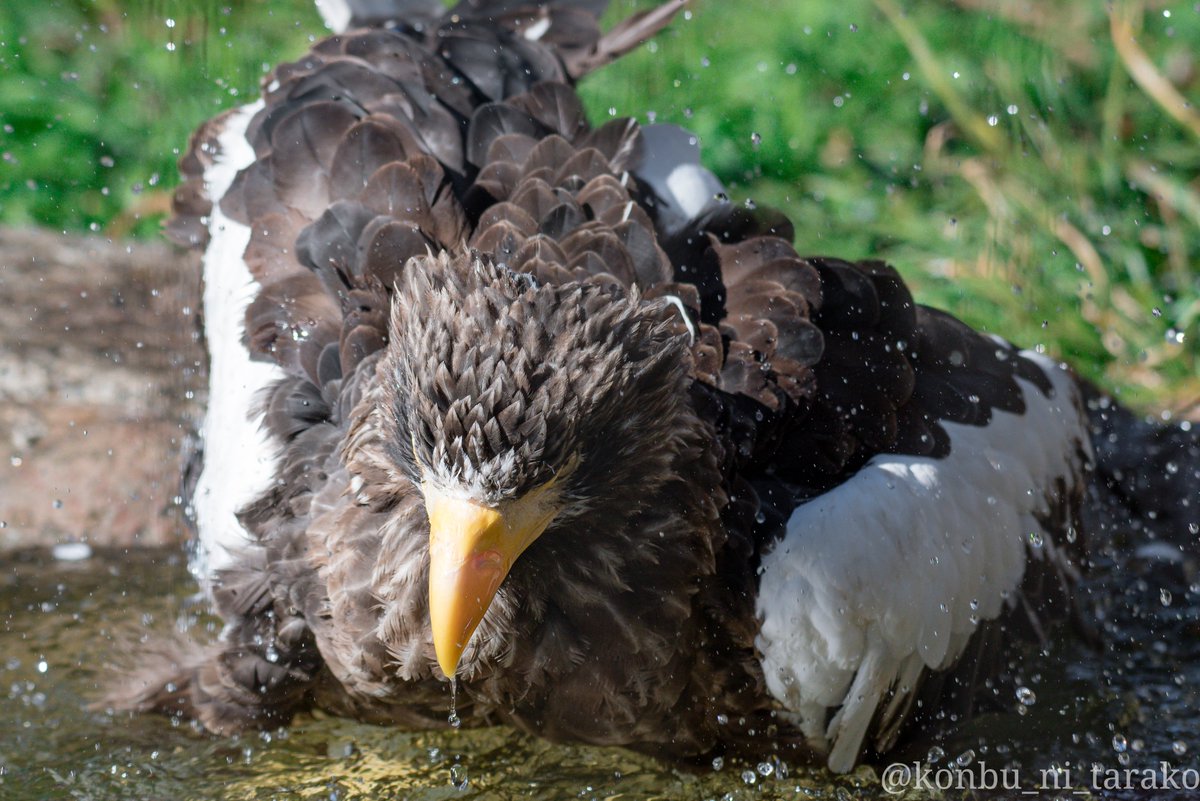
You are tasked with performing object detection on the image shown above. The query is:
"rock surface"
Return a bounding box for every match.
[0,226,204,551]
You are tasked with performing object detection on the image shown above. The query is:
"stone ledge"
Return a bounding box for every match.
[0,226,204,551]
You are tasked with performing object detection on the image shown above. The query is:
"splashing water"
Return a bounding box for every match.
[448,677,461,730]
[2,548,1198,800]
[449,761,469,790]
[445,675,468,790]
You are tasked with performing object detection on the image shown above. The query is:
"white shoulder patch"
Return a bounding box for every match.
[633,125,726,235]
[754,353,1090,772]
[190,99,287,588]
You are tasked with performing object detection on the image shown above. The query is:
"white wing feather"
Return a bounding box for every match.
[190,100,286,589]
[755,353,1090,772]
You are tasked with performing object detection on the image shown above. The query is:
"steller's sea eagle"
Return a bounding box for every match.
[113,0,1200,773]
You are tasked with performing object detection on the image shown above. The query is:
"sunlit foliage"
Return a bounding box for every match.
[1,0,1196,406]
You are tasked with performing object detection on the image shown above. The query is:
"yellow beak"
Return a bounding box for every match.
[424,483,559,679]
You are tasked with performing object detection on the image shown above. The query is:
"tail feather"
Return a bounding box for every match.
[97,638,214,720]
[313,0,689,75]
[99,634,321,734]
[566,0,690,78]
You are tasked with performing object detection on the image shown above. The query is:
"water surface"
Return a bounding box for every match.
[1,547,1196,800]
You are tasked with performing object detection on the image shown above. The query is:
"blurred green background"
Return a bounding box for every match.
[0,0,1196,408]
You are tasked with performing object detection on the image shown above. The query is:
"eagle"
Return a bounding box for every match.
[117,0,1199,773]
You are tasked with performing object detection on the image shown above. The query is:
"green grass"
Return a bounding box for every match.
[0,0,319,235]
[1,0,1197,409]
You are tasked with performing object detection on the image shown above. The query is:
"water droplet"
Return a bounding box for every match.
[53,542,92,562]
[448,677,460,728]
[36,659,48,674]
[849,23,859,32]
[716,713,729,725]
[740,769,757,785]
[1016,686,1036,706]
[1173,740,1188,755]
[1161,588,1173,606]
[1028,531,1044,548]
[757,761,774,777]
[955,749,974,767]
[926,745,945,763]
[1112,733,1128,753]
[750,132,762,149]
[449,763,469,790]
[712,756,725,771]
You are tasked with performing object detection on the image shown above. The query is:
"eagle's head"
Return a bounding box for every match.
[371,252,693,678]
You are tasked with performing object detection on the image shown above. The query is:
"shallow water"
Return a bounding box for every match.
[1,547,1197,800]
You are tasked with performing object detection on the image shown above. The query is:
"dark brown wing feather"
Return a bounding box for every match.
[164,109,237,248]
